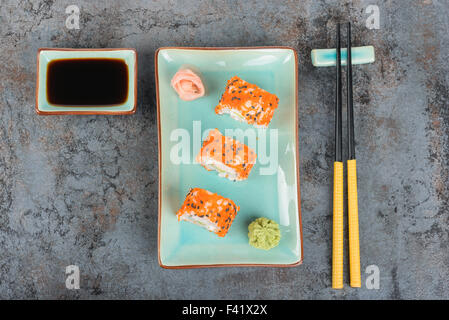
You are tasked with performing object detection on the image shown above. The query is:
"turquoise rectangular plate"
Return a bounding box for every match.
[36,48,137,115]
[156,47,302,268]
[311,46,375,67]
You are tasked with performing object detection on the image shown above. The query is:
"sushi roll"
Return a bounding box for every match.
[196,128,257,181]
[215,76,279,128]
[177,188,240,237]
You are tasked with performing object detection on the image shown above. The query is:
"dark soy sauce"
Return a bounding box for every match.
[46,58,129,106]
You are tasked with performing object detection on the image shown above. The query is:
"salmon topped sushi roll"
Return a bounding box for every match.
[215,76,279,128]
[177,188,240,237]
[196,129,257,181]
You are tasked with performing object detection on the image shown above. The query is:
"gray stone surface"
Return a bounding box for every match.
[0,0,448,299]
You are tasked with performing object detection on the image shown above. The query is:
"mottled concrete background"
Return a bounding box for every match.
[0,0,448,299]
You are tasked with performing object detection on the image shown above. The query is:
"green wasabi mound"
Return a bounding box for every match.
[248,217,281,250]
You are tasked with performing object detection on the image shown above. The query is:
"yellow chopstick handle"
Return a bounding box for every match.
[347,159,361,287]
[332,161,344,289]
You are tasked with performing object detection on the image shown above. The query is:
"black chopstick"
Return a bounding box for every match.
[347,22,355,159]
[335,23,342,162]
[332,22,344,290]
[346,21,361,288]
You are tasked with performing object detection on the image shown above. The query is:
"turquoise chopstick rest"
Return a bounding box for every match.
[311,46,375,67]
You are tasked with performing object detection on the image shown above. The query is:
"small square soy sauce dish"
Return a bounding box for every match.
[36,48,137,115]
